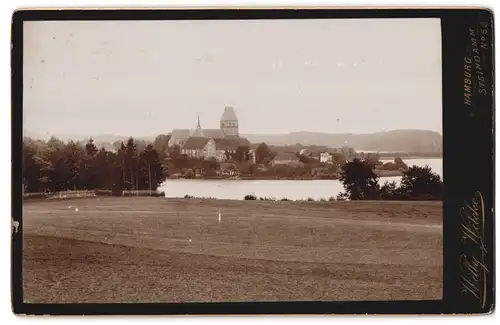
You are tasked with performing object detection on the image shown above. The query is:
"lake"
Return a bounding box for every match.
[159,158,442,201]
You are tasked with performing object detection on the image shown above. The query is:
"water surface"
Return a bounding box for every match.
[160,158,442,200]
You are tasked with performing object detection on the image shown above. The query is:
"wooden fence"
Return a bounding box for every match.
[23,189,165,199]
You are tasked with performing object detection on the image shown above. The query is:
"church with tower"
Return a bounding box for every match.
[170,106,250,161]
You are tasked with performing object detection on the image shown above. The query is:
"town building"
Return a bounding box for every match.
[181,137,216,159]
[271,152,302,167]
[299,148,327,160]
[175,106,251,161]
[320,152,333,164]
[319,148,341,164]
[170,106,240,147]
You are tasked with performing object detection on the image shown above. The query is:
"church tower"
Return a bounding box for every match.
[220,106,239,138]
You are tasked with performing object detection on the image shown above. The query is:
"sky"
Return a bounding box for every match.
[23,18,442,136]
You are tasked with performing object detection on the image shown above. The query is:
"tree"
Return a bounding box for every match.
[21,135,167,194]
[185,168,194,179]
[80,138,99,189]
[339,159,380,200]
[125,137,138,190]
[340,146,356,161]
[255,142,272,164]
[379,180,402,200]
[232,145,250,162]
[399,165,443,200]
[85,138,98,156]
[200,157,220,176]
[23,140,50,192]
[153,134,171,161]
[46,136,64,150]
[365,152,381,164]
[113,140,124,152]
[138,144,167,191]
[168,144,182,160]
[135,139,149,153]
[94,148,121,191]
[237,162,256,176]
[116,142,128,185]
[331,153,347,171]
[45,141,70,191]
[394,157,409,170]
[63,141,84,190]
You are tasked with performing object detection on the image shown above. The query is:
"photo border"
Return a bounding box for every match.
[11,8,495,315]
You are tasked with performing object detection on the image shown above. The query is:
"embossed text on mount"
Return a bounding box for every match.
[459,191,488,308]
[464,24,489,107]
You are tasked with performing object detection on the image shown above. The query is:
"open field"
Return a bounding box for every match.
[23,197,442,303]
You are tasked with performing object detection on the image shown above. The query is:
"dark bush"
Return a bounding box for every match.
[339,159,380,200]
[379,181,401,200]
[336,192,349,201]
[244,194,257,200]
[399,165,442,200]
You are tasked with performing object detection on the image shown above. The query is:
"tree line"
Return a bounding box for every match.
[338,159,443,201]
[23,136,167,194]
[23,135,443,201]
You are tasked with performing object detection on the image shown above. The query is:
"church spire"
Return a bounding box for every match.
[193,115,204,137]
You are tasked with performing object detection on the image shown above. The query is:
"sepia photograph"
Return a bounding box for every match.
[21,17,443,304]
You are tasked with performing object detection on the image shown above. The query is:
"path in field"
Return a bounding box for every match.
[23,198,443,303]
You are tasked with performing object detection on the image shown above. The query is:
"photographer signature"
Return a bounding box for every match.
[460,191,488,308]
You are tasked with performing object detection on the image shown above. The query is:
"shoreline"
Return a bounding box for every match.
[167,157,442,180]
[168,172,404,181]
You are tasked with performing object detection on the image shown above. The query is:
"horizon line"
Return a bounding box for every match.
[23,128,443,139]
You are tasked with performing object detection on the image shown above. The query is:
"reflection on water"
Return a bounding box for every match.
[159,158,442,201]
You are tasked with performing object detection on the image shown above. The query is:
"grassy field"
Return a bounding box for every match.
[23,197,442,303]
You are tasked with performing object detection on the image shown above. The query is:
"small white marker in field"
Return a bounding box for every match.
[188,239,192,244]
[218,209,221,224]
[68,205,72,209]
[74,208,79,212]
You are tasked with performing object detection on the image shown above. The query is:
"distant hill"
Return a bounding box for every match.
[24,129,441,153]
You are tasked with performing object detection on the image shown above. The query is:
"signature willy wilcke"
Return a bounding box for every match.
[460,191,488,307]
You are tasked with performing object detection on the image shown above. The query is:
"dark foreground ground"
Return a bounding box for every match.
[23,197,442,303]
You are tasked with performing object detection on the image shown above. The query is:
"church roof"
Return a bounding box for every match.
[214,138,237,151]
[203,129,224,138]
[220,106,238,121]
[171,129,191,139]
[182,137,211,150]
[214,137,251,151]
